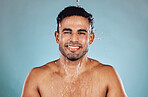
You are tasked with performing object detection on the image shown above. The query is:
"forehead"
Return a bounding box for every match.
[59,16,90,29]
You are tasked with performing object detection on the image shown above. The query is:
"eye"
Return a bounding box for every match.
[78,32,86,35]
[64,32,71,34]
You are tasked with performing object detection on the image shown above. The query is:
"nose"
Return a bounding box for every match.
[70,33,79,42]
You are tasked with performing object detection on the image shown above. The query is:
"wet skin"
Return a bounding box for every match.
[22,16,127,97]
[21,58,126,97]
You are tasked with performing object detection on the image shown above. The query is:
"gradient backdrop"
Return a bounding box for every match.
[0,0,148,97]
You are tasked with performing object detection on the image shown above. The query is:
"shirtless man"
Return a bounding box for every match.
[22,6,127,97]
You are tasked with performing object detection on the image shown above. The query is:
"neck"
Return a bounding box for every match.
[59,54,88,77]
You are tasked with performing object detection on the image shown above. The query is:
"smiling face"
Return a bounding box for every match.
[55,16,94,61]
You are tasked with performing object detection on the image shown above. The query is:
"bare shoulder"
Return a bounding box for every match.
[28,60,59,79]
[90,59,127,97]
[24,60,59,87]
[90,58,118,77]
[91,59,121,83]
[22,60,58,97]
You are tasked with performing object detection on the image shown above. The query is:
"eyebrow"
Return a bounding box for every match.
[62,28,72,32]
[78,29,87,33]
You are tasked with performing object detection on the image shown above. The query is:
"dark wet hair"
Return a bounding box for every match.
[57,6,94,33]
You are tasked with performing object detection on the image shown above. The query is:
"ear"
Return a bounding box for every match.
[89,33,95,45]
[55,31,59,44]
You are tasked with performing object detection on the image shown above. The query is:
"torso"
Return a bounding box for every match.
[35,59,109,97]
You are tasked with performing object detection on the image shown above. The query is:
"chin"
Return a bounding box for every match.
[66,53,85,61]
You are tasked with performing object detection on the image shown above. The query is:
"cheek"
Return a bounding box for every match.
[80,35,89,44]
[59,35,70,45]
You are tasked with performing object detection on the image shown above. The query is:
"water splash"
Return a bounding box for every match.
[59,55,82,78]
[56,34,95,96]
[95,31,104,40]
[76,0,80,7]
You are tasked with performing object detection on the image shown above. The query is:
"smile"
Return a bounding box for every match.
[67,45,80,52]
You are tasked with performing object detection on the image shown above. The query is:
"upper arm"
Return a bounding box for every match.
[21,68,40,97]
[106,66,127,97]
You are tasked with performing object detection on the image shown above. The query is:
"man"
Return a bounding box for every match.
[22,6,127,97]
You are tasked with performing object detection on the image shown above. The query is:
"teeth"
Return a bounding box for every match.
[68,46,79,49]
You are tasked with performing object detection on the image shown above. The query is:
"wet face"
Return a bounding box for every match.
[55,16,94,61]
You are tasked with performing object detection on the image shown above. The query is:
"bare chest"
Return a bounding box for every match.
[38,73,108,97]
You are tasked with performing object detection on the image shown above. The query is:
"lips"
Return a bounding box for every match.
[64,42,82,52]
[67,45,80,51]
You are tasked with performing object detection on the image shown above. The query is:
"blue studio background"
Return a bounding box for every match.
[0,0,148,97]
